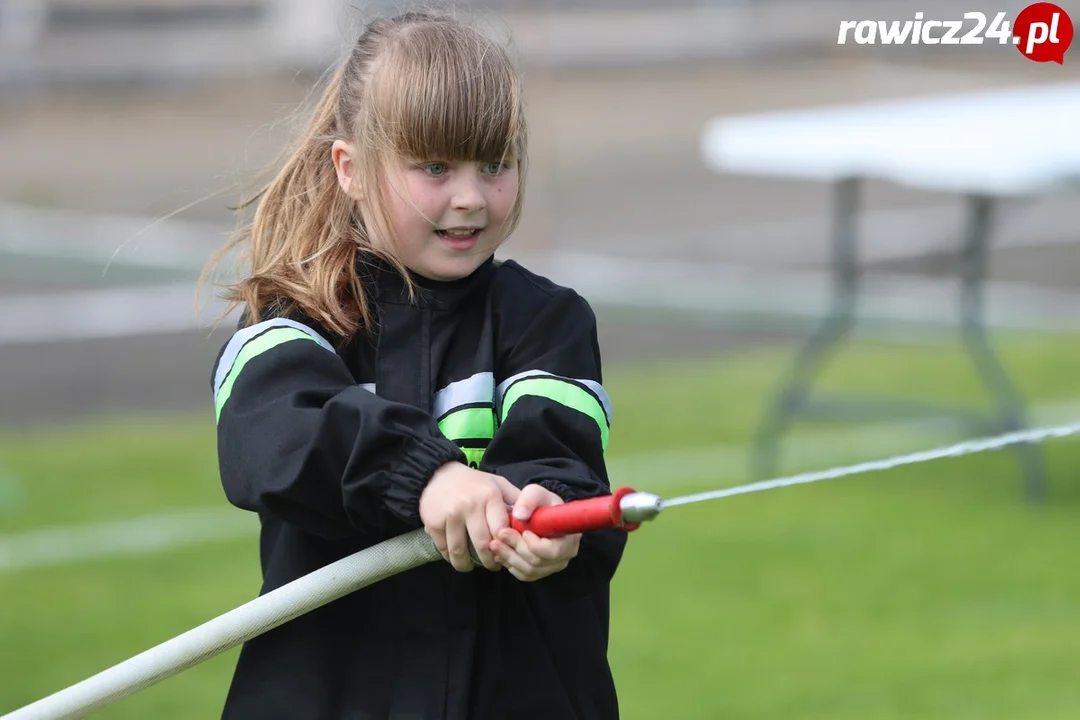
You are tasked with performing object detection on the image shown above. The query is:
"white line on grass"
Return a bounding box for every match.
[3,397,1079,575]
[0,508,256,573]
[0,283,239,346]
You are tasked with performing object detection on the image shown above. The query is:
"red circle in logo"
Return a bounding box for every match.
[1014,3,1074,63]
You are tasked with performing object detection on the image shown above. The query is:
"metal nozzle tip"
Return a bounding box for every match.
[619,492,664,524]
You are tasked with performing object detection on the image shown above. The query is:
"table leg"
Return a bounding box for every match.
[751,186,1045,500]
[958,194,1045,501]
[751,176,861,479]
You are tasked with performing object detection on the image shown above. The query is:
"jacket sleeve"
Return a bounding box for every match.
[480,289,627,600]
[212,317,466,540]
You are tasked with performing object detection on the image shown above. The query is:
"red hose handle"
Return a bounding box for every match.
[509,487,641,538]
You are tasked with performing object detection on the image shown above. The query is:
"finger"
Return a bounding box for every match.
[485,491,511,538]
[496,526,521,545]
[466,509,498,571]
[493,542,539,580]
[511,483,563,523]
[524,531,580,562]
[490,537,526,571]
[499,527,542,567]
[445,517,473,573]
[426,526,450,564]
[490,473,520,500]
[494,543,568,582]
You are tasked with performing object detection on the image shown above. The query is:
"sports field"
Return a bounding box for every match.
[3,330,1080,719]
[4,8,1080,716]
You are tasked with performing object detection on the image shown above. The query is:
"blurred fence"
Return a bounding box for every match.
[0,0,1054,91]
[2,0,1079,427]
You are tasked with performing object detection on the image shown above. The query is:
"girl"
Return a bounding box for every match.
[204,10,625,720]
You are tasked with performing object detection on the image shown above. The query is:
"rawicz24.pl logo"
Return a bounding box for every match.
[837,3,1074,64]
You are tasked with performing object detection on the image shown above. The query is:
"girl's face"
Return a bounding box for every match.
[375,155,520,282]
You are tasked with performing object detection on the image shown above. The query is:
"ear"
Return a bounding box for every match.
[331,140,364,202]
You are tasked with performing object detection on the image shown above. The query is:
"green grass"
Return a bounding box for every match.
[3,331,1080,718]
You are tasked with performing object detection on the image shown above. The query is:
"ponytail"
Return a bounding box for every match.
[200,63,381,338]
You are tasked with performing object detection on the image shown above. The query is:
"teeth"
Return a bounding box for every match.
[442,229,477,237]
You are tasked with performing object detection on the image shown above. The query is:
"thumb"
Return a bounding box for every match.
[511,483,553,521]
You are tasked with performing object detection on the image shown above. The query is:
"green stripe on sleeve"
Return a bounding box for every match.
[500,377,609,451]
[214,328,325,422]
[438,407,496,443]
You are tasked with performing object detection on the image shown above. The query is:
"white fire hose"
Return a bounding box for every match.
[4,419,1079,719]
[2,530,443,720]
[3,490,660,720]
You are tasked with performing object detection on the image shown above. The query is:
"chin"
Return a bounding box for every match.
[426,255,490,281]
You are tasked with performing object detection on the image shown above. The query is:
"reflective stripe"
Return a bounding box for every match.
[213,319,334,398]
[496,370,612,425]
[497,373,611,451]
[462,447,485,468]
[432,372,494,419]
[438,407,497,442]
[432,373,495,465]
[214,324,335,421]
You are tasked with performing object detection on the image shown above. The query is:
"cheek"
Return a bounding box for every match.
[382,182,433,235]
[491,177,519,214]
[401,178,446,218]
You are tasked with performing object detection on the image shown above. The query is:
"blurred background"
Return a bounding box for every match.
[3,1,1080,718]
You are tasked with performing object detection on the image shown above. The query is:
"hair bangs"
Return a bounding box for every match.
[367,24,523,164]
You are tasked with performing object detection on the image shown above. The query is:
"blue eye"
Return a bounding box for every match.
[483,161,506,175]
[423,162,447,176]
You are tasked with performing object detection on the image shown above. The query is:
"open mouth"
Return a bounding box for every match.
[435,228,482,239]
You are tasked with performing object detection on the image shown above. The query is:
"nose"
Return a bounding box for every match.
[450,172,487,213]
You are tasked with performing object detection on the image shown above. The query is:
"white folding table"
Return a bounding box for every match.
[700,81,1080,500]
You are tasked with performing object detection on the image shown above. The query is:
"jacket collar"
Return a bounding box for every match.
[359,253,495,309]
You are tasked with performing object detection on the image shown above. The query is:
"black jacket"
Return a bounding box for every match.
[211,256,626,719]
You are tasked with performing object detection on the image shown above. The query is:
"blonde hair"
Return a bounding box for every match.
[201,10,528,337]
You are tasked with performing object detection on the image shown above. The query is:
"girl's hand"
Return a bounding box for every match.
[489,484,581,582]
[420,462,520,573]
